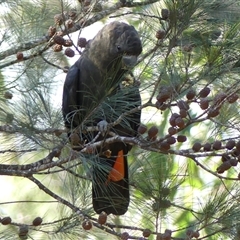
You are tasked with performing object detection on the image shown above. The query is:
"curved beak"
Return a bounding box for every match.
[122,55,138,68]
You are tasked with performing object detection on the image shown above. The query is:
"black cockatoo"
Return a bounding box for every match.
[62,21,142,215]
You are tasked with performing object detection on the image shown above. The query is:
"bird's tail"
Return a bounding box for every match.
[92,148,129,215]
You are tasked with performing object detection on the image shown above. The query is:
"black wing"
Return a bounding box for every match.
[62,60,82,129]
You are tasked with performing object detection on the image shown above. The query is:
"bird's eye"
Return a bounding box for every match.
[117,45,121,52]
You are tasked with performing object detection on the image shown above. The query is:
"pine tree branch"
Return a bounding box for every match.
[0,124,66,135]
[0,145,64,175]
[0,36,50,62]
[110,11,166,20]
[0,0,159,65]
[0,200,57,205]
[41,55,66,71]
[0,123,239,181]
[27,175,85,215]
[27,175,142,238]
[0,148,37,154]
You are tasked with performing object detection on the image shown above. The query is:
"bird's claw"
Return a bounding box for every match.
[97,120,109,133]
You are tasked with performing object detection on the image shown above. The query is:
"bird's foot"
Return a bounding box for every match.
[97,120,109,133]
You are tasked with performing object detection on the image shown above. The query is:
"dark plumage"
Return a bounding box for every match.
[62,21,142,215]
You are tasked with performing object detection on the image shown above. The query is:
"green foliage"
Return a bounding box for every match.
[1,0,240,239]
